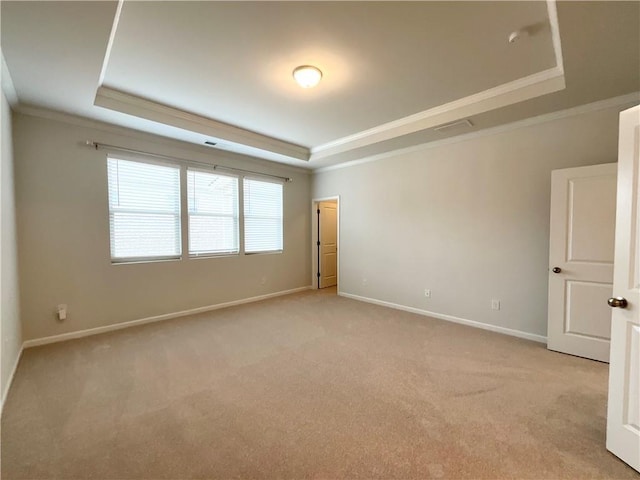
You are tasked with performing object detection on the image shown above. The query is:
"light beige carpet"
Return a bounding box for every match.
[1,288,636,479]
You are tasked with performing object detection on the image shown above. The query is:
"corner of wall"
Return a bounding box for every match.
[1,85,24,413]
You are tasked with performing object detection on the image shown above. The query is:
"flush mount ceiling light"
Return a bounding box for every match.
[292,65,322,88]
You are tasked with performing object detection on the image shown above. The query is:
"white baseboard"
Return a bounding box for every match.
[23,286,312,348]
[1,344,24,417]
[339,292,547,344]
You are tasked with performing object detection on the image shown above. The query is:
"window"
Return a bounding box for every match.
[106,155,285,262]
[107,157,181,262]
[243,178,283,253]
[187,169,239,256]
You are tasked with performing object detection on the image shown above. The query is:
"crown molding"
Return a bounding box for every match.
[92,0,309,165]
[6,0,570,173]
[310,66,565,161]
[88,0,564,168]
[313,92,640,174]
[95,86,310,162]
[1,50,18,107]
[310,0,565,162]
[14,104,312,175]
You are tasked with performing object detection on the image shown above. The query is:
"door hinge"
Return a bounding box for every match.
[317,272,321,278]
[317,209,320,214]
[317,241,321,246]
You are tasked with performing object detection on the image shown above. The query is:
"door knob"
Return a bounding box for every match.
[608,297,628,308]
[552,267,562,273]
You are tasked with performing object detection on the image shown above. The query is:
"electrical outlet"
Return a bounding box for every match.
[260,276,267,285]
[424,289,431,298]
[57,304,67,321]
[362,278,368,286]
[491,299,501,310]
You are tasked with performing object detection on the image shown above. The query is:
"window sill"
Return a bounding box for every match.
[189,252,240,260]
[111,256,182,265]
[244,250,283,256]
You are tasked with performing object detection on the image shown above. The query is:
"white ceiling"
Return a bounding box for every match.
[1,1,639,169]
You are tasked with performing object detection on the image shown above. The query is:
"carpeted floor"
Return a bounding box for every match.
[1,288,636,479]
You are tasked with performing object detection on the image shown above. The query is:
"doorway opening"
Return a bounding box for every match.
[311,196,339,291]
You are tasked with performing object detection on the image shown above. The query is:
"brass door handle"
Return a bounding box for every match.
[608,297,628,308]
[552,267,562,273]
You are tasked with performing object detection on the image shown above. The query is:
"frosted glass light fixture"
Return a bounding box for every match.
[292,65,322,88]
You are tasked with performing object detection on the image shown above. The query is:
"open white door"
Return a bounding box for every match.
[318,201,337,288]
[606,105,640,472]
[547,163,617,362]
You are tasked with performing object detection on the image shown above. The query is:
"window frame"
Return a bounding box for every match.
[107,154,183,264]
[106,153,286,264]
[242,176,284,255]
[186,167,240,258]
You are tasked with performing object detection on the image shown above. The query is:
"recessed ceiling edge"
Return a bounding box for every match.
[309,67,565,162]
[94,86,311,162]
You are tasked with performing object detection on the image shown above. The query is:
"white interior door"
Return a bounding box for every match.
[319,201,337,288]
[606,105,640,472]
[547,163,617,362]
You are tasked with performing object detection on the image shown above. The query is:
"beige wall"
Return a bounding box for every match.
[312,105,629,338]
[1,90,22,405]
[9,101,631,345]
[14,112,311,341]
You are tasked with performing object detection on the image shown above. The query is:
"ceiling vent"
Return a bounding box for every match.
[433,119,474,134]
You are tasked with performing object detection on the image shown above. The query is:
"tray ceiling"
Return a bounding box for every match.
[2,1,638,168]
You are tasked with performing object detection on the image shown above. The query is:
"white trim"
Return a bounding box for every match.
[96,0,124,86]
[546,0,565,75]
[94,86,310,162]
[310,67,565,160]
[311,196,340,290]
[92,2,565,168]
[339,292,547,344]
[1,345,23,418]
[312,195,342,202]
[314,92,640,174]
[23,286,312,348]
[14,104,311,176]
[1,50,18,107]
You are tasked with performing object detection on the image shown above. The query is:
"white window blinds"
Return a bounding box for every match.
[243,178,283,253]
[107,157,181,262]
[187,169,239,256]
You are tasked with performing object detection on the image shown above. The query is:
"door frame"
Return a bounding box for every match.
[311,196,340,290]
